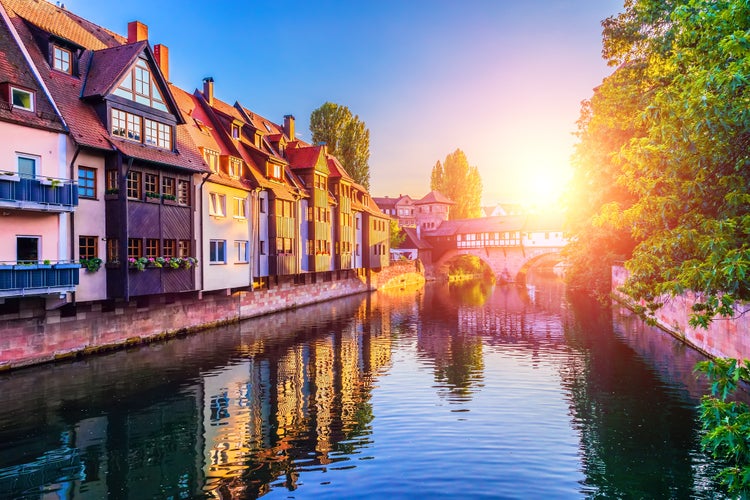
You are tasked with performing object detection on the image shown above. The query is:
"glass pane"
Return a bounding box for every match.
[17,237,39,262]
[18,157,36,178]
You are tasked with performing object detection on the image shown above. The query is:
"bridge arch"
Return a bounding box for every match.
[514,251,564,284]
[430,246,564,283]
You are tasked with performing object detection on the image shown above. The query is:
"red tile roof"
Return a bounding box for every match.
[286,144,324,170]
[415,190,454,205]
[4,1,207,172]
[81,41,147,97]
[0,4,65,132]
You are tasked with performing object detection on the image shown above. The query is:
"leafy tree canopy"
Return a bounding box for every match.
[310,102,371,189]
[430,149,482,220]
[566,0,750,325]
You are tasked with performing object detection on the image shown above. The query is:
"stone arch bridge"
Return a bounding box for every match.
[432,245,565,283]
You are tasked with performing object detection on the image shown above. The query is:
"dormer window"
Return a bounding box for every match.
[113,57,168,112]
[52,46,72,74]
[203,149,219,173]
[231,123,240,140]
[11,87,34,111]
[228,157,241,178]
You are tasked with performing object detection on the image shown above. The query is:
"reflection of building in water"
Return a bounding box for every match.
[200,307,393,497]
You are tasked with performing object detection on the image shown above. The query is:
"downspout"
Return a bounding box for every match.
[123,156,133,302]
[198,172,211,294]
[249,188,260,289]
[67,145,81,303]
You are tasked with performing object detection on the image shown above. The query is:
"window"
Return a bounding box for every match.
[113,57,168,111]
[127,238,143,259]
[234,241,248,263]
[204,149,219,173]
[126,171,141,199]
[107,238,119,262]
[145,238,159,258]
[209,240,226,264]
[228,157,241,178]
[11,87,34,111]
[162,177,175,198]
[17,236,39,262]
[144,119,172,149]
[259,241,266,255]
[53,46,72,74]
[112,109,141,142]
[209,192,226,216]
[144,173,158,196]
[106,170,118,192]
[259,197,266,213]
[79,236,97,260]
[178,240,191,258]
[268,163,282,180]
[233,197,246,219]
[231,123,240,140]
[163,239,176,258]
[78,166,96,198]
[17,155,37,178]
[177,180,190,205]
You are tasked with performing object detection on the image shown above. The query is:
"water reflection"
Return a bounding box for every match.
[0,275,726,498]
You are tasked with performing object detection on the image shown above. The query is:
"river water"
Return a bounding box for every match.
[0,274,726,498]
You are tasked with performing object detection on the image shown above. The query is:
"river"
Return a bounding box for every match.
[0,273,725,498]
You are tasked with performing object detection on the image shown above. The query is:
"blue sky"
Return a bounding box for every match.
[66,0,623,205]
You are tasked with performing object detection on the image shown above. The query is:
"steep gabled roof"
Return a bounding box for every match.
[0,4,65,132]
[401,227,433,250]
[415,190,454,205]
[80,41,146,97]
[1,0,123,51]
[286,144,328,172]
[326,155,354,182]
[373,196,397,210]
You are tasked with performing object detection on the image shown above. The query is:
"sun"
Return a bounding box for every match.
[519,164,569,209]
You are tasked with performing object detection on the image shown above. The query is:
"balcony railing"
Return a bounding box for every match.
[0,171,78,212]
[0,261,80,298]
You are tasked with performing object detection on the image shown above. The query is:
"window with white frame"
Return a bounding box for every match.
[11,87,34,111]
[208,192,226,217]
[53,46,72,74]
[209,240,226,264]
[233,197,246,219]
[234,240,249,263]
[17,155,38,178]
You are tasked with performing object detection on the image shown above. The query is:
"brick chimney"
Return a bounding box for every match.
[203,77,214,105]
[283,114,295,140]
[154,44,169,81]
[127,21,148,43]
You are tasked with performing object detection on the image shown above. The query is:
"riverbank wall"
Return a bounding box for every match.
[612,265,750,359]
[0,263,424,371]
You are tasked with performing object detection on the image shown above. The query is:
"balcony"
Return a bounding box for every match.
[0,262,80,298]
[0,171,78,213]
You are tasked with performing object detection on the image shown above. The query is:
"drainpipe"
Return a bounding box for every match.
[123,156,133,302]
[248,188,260,289]
[198,172,211,294]
[67,145,81,303]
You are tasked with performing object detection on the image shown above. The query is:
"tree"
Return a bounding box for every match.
[310,102,371,190]
[567,0,750,326]
[389,219,405,249]
[430,149,482,219]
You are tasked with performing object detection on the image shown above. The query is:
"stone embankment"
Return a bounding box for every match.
[612,265,750,359]
[0,263,425,371]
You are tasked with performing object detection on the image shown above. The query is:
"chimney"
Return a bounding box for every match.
[127,21,148,43]
[203,77,214,105]
[154,44,169,81]
[283,114,295,140]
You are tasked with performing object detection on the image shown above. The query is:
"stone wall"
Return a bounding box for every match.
[612,265,750,359]
[0,264,428,370]
[0,273,372,370]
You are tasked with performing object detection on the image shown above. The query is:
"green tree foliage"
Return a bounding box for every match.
[389,219,406,249]
[695,358,750,495]
[567,0,750,324]
[430,149,482,219]
[310,102,371,189]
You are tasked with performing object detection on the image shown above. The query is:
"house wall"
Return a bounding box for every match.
[0,212,60,262]
[73,149,107,302]
[0,121,65,178]
[522,230,566,247]
[202,181,252,291]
